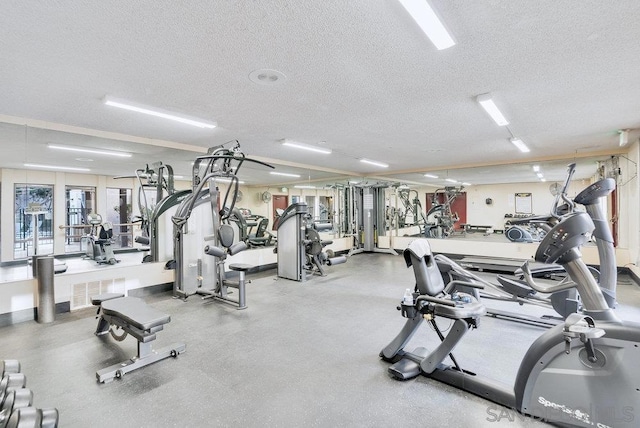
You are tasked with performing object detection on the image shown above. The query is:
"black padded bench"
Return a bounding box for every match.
[92,294,185,383]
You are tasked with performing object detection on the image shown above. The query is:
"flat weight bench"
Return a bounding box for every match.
[462,224,493,235]
[92,293,186,383]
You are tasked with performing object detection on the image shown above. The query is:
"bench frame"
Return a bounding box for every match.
[93,294,185,383]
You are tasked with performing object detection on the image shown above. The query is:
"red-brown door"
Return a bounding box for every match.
[272,195,288,230]
[426,192,467,230]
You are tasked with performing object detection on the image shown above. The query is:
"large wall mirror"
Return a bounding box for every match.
[0,121,633,263]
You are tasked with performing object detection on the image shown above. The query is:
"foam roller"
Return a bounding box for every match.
[204,245,225,257]
[134,236,150,245]
[229,242,248,255]
[313,222,333,232]
[327,256,347,266]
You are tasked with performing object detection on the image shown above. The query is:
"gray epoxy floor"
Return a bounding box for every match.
[2,254,640,428]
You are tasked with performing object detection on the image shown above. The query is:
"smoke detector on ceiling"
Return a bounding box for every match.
[249,69,287,85]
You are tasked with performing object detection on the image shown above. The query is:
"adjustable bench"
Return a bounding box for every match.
[92,294,186,383]
[461,224,493,235]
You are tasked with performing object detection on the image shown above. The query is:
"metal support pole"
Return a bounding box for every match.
[36,256,55,323]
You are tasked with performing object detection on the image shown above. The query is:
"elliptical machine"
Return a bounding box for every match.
[438,164,617,327]
[380,209,639,427]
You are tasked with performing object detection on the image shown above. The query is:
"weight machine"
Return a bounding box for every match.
[276,202,347,282]
[346,184,397,256]
[425,186,463,238]
[172,141,273,308]
[126,162,191,263]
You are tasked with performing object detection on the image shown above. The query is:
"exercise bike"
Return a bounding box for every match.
[380,211,639,427]
[84,214,119,265]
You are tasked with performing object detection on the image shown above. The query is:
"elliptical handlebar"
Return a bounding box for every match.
[519,260,581,294]
[550,162,576,218]
[173,142,274,228]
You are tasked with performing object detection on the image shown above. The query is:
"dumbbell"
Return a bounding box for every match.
[5,407,58,428]
[0,388,33,428]
[0,362,20,378]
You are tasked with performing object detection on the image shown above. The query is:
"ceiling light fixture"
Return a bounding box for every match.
[445,178,457,183]
[215,177,245,184]
[462,182,471,186]
[248,69,287,85]
[360,159,389,168]
[536,172,544,179]
[424,173,438,178]
[104,96,216,129]
[397,0,456,50]
[540,178,547,182]
[270,171,301,178]
[619,129,629,147]
[48,144,131,158]
[282,140,332,154]
[294,185,316,189]
[24,163,91,172]
[476,93,509,126]
[532,165,540,172]
[510,138,530,153]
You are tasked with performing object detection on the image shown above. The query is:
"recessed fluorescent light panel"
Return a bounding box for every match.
[215,177,245,184]
[24,163,90,172]
[270,171,301,178]
[462,182,471,186]
[536,172,544,178]
[294,185,316,189]
[398,0,456,50]
[510,138,530,153]
[532,165,540,172]
[424,173,439,178]
[360,159,389,168]
[48,144,131,158]
[104,96,216,129]
[445,178,457,183]
[476,94,509,126]
[619,129,629,147]
[282,140,332,154]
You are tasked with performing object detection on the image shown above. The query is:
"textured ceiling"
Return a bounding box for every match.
[0,1,638,186]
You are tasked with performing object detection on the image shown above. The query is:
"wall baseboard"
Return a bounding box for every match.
[0,301,70,328]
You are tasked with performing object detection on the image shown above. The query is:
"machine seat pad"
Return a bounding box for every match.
[101,297,170,331]
[229,263,253,272]
[91,293,125,305]
[433,296,486,319]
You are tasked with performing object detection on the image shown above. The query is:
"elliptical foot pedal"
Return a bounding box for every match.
[388,347,428,380]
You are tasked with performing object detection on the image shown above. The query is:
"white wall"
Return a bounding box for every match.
[465,179,589,231]
[617,141,640,265]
